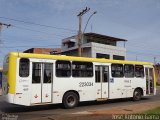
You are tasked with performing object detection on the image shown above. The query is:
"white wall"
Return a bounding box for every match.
[91,42,126,59]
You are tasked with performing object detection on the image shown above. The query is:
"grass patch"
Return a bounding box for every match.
[156,82,160,89]
[157,82,160,86]
[141,107,160,114]
[157,85,160,89]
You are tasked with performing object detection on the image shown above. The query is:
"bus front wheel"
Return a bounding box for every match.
[133,89,142,101]
[63,92,79,109]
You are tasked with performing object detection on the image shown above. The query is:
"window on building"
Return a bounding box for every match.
[72,61,93,77]
[124,64,134,78]
[19,58,30,77]
[32,63,41,83]
[96,53,110,59]
[113,55,125,60]
[135,65,144,78]
[68,42,75,48]
[56,60,71,77]
[111,64,124,77]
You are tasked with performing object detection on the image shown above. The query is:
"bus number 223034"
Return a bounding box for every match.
[79,82,93,87]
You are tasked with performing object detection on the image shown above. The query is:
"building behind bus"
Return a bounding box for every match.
[24,32,127,61]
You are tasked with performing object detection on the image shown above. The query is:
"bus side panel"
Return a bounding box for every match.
[109,78,124,99]
[52,77,95,104]
[125,78,134,98]
[131,78,146,96]
[109,64,146,99]
[108,65,126,99]
[52,62,96,104]
[14,58,31,106]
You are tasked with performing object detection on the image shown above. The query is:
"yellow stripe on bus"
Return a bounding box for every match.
[8,52,17,94]
[11,52,153,65]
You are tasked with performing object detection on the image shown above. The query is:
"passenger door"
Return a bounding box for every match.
[145,67,154,95]
[42,63,53,103]
[95,65,109,99]
[31,62,53,104]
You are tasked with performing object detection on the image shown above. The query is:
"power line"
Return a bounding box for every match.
[127,50,160,58]
[1,37,59,43]
[127,43,160,51]
[0,16,77,32]
[2,44,61,48]
[13,25,68,38]
[127,47,160,56]
[126,43,160,56]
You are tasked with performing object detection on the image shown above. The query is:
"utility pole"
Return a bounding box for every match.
[0,22,11,30]
[136,55,138,61]
[0,22,11,44]
[77,7,90,57]
[154,57,156,65]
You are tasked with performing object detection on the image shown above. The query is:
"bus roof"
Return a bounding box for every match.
[9,52,153,65]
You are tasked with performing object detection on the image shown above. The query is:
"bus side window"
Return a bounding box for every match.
[124,64,134,78]
[72,61,93,77]
[44,63,53,83]
[135,65,144,78]
[19,58,30,77]
[56,60,71,77]
[32,63,41,83]
[111,64,124,77]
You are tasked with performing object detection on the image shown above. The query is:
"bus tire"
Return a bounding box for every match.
[133,89,142,101]
[63,92,79,109]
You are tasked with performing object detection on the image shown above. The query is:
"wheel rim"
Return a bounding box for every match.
[134,91,141,100]
[66,95,76,106]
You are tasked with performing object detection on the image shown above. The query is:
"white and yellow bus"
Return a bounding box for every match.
[2,52,156,108]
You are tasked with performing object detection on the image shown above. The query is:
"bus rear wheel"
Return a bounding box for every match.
[133,89,142,101]
[63,92,79,109]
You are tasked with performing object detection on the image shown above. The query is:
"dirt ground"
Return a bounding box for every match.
[32,87,160,120]
[30,101,160,120]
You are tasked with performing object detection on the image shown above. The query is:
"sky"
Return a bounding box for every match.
[0,0,160,67]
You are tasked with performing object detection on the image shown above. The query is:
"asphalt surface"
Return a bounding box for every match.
[0,89,160,120]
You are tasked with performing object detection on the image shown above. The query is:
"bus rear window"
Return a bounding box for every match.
[19,58,30,77]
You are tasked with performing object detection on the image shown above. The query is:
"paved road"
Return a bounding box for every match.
[0,89,160,120]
